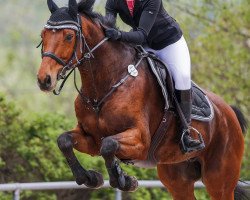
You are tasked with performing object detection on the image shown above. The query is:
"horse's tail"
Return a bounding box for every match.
[234,181,250,200]
[231,107,250,199]
[230,106,248,135]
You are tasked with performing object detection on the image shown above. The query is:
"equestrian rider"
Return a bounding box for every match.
[105,0,204,153]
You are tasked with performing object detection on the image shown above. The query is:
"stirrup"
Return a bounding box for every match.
[180,127,205,153]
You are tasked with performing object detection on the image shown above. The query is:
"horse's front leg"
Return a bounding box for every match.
[57,126,104,188]
[100,127,150,192]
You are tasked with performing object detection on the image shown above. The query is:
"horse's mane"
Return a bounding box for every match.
[77,0,136,51]
[77,0,116,28]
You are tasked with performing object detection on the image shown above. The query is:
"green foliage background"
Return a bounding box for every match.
[0,0,249,199]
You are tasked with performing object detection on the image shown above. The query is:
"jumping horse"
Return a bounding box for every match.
[37,0,249,199]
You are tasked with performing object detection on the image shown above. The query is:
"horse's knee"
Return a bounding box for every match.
[57,132,73,152]
[100,137,119,158]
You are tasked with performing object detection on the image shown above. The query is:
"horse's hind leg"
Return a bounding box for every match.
[202,150,243,200]
[57,127,104,188]
[157,161,201,200]
[202,156,240,200]
[100,127,150,192]
[202,129,244,199]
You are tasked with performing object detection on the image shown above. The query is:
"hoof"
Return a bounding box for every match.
[85,170,104,189]
[75,175,87,186]
[119,175,138,192]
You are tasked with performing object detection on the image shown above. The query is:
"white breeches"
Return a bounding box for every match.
[145,36,191,90]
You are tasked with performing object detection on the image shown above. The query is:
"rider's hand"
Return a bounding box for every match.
[105,28,122,40]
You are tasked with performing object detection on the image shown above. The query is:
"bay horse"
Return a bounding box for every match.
[37,0,249,199]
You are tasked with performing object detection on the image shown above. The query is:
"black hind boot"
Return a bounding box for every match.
[176,89,205,153]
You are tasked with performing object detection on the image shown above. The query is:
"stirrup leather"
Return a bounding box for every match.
[180,126,205,153]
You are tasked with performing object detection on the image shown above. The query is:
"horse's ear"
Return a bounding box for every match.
[47,0,59,13]
[68,0,78,20]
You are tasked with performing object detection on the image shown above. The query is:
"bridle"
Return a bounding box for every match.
[38,14,147,113]
[39,14,108,94]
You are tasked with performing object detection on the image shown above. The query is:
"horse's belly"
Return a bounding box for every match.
[130,159,157,169]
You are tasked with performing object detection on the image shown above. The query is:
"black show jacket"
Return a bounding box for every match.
[105,0,183,50]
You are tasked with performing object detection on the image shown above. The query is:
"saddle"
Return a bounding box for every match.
[125,46,214,168]
[137,45,214,121]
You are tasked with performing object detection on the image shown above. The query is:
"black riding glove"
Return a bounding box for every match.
[105,28,121,40]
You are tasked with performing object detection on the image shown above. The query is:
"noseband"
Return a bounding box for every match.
[39,14,108,93]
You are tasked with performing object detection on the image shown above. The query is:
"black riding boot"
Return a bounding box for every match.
[175,89,204,152]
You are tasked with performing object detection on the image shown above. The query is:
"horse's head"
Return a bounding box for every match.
[38,0,119,95]
[37,0,91,92]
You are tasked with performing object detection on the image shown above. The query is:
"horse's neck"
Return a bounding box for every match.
[78,17,135,100]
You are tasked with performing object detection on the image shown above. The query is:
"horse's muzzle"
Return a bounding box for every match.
[37,74,52,91]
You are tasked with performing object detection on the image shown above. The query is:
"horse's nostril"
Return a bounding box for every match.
[45,75,52,88]
[37,77,43,86]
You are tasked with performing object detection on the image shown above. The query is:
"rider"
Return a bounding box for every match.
[104,0,204,153]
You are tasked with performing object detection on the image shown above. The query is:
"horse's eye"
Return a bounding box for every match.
[65,34,73,42]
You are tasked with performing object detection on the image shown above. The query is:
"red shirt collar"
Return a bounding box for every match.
[126,0,135,16]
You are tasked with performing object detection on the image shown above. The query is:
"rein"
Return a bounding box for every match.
[39,14,147,113]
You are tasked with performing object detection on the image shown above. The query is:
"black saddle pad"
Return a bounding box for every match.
[191,83,214,121]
